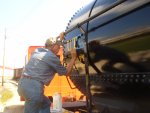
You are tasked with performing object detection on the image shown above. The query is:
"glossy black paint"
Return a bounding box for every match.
[64,0,150,113]
[64,0,150,75]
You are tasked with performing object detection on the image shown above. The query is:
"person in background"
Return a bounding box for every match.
[17,32,77,113]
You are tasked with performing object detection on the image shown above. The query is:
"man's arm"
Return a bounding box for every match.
[57,32,77,76]
[65,49,77,76]
[59,32,65,41]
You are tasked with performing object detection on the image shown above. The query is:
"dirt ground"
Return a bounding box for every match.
[0,79,25,113]
[2,105,24,113]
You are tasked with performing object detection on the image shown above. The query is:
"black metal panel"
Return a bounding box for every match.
[87,5,150,74]
[88,1,150,42]
[64,0,95,40]
[64,0,150,112]
[64,0,150,75]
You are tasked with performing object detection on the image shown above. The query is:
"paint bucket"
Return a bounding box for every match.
[53,92,62,112]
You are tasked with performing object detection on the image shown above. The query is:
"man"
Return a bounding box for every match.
[17,32,77,113]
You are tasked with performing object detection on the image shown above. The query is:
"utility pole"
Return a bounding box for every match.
[2,29,6,86]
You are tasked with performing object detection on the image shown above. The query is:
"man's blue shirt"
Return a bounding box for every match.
[22,48,67,85]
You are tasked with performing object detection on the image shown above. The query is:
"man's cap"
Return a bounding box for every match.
[45,37,62,47]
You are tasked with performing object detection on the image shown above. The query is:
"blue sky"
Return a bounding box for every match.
[0,0,92,68]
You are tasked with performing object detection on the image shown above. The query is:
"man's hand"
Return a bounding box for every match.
[59,32,65,41]
[66,48,77,76]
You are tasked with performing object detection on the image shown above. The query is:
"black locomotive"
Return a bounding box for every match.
[63,0,150,113]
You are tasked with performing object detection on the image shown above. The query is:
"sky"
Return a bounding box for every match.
[0,0,93,68]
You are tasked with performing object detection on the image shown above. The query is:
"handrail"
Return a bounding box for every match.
[56,0,127,40]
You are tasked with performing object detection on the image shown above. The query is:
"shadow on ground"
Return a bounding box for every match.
[3,105,24,113]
